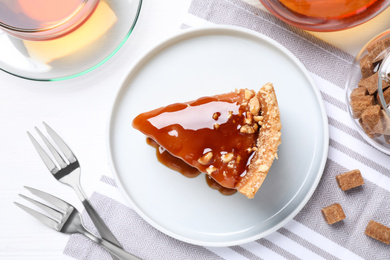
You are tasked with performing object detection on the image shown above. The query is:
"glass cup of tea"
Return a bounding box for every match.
[345,30,390,155]
[0,0,142,81]
[259,0,390,31]
[0,0,99,41]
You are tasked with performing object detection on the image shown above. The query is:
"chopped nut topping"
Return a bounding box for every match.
[245,112,253,124]
[227,160,235,168]
[206,165,217,174]
[221,153,234,163]
[228,111,233,118]
[246,147,258,153]
[249,97,260,115]
[254,115,264,122]
[240,125,255,134]
[212,112,220,120]
[198,151,213,165]
[244,89,255,100]
[213,123,220,130]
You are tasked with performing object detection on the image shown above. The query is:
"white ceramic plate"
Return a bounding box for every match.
[108,26,329,247]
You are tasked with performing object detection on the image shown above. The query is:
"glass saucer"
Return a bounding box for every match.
[0,0,142,81]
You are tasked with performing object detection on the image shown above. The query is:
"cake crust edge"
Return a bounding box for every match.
[236,82,282,199]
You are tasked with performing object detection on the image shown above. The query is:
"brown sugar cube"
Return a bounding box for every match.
[366,39,380,53]
[350,95,375,119]
[367,38,390,56]
[360,54,375,79]
[321,203,346,224]
[359,119,380,138]
[365,220,390,244]
[359,72,390,95]
[376,87,390,107]
[382,87,390,104]
[358,73,378,94]
[380,79,390,93]
[350,87,368,101]
[368,47,388,64]
[361,105,385,134]
[335,169,364,191]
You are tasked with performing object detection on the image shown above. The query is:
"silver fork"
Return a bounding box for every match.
[27,122,122,260]
[15,187,140,260]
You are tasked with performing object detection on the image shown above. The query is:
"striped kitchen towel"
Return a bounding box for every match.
[64,0,390,259]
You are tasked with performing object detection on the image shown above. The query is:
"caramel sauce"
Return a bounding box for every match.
[133,90,259,189]
[146,138,237,195]
[146,138,200,178]
[205,175,237,196]
[278,0,379,19]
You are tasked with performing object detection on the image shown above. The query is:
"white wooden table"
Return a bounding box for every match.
[1,1,390,259]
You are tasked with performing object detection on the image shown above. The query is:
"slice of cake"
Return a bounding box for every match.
[132,83,282,198]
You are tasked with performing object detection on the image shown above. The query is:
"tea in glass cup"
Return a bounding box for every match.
[0,0,142,80]
[279,0,379,19]
[0,0,99,41]
[260,0,390,31]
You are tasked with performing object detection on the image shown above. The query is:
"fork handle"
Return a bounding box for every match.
[83,229,141,260]
[70,175,123,260]
[82,199,123,246]
[72,181,123,245]
[100,238,141,260]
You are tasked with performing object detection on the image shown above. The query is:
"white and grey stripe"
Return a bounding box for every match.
[255,239,301,260]
[276,228,340,260]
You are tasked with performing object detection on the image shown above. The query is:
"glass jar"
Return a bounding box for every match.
[345,30,390,154]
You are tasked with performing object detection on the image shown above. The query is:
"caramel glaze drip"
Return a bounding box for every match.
[146,138,201,178]
[147,137,237,195]
[205,174,237,196]
[132,90,259,190]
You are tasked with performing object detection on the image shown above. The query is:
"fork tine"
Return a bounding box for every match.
[35,127,68,168]
[14,202,59,230]
[19,194,63,220]
[27,131,59,174]
[24,186,70,212]
[43,122,77,163]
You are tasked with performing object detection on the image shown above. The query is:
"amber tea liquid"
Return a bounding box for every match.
[0,0,98,40]
[279,0,381,19]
